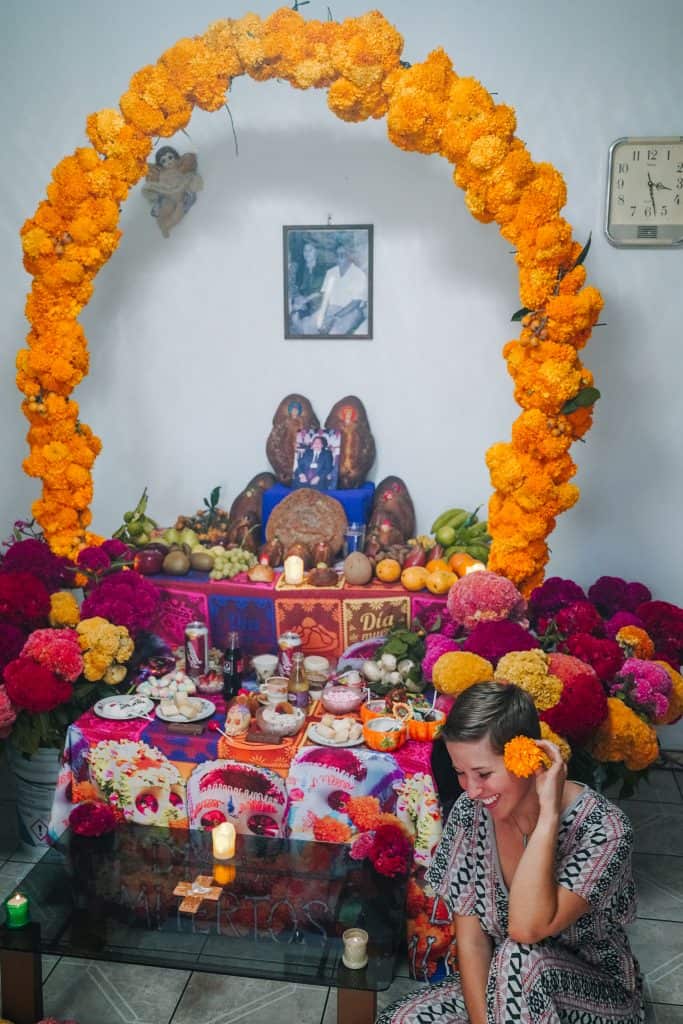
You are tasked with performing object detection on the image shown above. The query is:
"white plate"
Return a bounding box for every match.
[93,695,155,721]
[155,698,216,723]
[307,722,364,748]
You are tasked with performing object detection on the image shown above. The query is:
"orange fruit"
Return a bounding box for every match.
[375,557,402,583]
[426,569,457,595]
[400,566,429,591]
[425,557,450,574]
[448,552,479,576]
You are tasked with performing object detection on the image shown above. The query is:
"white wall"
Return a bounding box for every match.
[2,0,682,611]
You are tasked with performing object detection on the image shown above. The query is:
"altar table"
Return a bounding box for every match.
[148,570,447,659]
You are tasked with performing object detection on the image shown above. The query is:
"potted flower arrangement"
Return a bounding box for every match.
[0,520,163,846]
[417,570,683,796]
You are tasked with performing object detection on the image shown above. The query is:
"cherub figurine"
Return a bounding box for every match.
[142,146,203,238]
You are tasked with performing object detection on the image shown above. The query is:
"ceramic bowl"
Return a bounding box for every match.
[252,654,279,682]
[362,716,407,752]
[360,699,388,724]
[257,704,305,737]
[407,709,445,742]
[320,685,367,715]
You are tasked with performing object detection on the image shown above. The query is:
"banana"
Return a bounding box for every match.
[466,521,489,537]
[443,543,468,560]
[430,507,469,534]
[442,509,471,532]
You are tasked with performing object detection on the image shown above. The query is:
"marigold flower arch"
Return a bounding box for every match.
[17,8,603,595]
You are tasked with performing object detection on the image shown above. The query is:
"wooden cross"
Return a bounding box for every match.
[173,875,223,915]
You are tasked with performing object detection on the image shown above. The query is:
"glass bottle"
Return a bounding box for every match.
[287,652,310,710]
[222,631,243,700]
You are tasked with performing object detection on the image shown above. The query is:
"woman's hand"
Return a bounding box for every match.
[534,739,566,819]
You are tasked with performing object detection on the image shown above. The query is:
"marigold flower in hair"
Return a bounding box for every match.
[503,736,550,777]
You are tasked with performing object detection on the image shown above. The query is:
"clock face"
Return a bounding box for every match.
[605,137,683,247]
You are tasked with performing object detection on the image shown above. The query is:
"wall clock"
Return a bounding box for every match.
[605,136,683,247]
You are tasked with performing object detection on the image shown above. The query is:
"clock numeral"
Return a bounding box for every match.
[676,162,683,173]
[630,205,637,217]
[644,207,652,217]
[616,176,625,189]
[617,162,629,174]
[661,204,668,216]
[665,149,672,160]
[676,177,683,189]
[675,193,680,205]
[617,195,625,205]
[632,149,641,161]
[647,148,658,161]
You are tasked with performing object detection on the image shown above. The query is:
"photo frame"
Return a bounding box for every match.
[292,429,341,490]
[283,224,373,340]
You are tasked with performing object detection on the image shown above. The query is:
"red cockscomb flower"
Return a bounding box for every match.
[69,800,118,837]
[4,656,73,713]
[555,601,604,638]
[540,653,608,742]
[0,572,51,630]
[563,633,624,684]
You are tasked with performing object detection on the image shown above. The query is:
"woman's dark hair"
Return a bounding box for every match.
[441,682,540,754]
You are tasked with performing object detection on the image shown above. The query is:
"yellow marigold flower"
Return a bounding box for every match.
[433,651,494,696]
[503,736,551,777]
[327,78,387,123]
[588,697,659,772]
[49,591,80,627]
[539,721,571,763]
[495,650,562,711]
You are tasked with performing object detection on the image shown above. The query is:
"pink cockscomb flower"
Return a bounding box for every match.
[447,571,526,632]
[422,633,459,681]
[22,628,83,683]
[81,570,160,636]
[610,657,672,722]
[604,611,645,639]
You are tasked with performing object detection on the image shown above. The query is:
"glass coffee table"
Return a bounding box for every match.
[0,824,407,1024]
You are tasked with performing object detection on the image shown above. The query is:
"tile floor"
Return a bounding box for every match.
[1,757,681,1024]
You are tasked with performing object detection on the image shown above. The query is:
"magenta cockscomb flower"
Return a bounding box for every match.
[461,620,539,665]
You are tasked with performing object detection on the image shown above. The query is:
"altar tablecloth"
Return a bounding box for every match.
[147,571,447,659]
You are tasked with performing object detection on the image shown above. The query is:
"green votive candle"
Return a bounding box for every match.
[5,892,30,928]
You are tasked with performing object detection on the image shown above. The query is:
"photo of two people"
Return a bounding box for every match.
[292,429,341,490]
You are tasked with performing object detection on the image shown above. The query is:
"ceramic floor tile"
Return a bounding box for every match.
[634,853,683,923]
[627,918,683,1005]
[0,856,33,901]
[622,769,683,805]
[43,958,190,1024]
[618,801,683,856]
[645,1003,683,1023]
[171,973,328,1024]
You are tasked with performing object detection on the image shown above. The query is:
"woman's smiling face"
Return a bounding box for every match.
[445,734,528,818]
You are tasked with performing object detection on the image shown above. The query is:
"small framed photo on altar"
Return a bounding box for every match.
[292,429,341,490]
[283,224,373,340]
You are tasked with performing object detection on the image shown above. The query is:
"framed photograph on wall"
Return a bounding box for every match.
[283,224,373,340]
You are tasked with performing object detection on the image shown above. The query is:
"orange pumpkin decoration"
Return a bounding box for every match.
[401,565,429,591]
[448,552,479,576]
[425,557,450,574]
[375,557,402,583]
[426,569,457,595]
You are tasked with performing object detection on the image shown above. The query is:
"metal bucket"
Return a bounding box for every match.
[8,746,61,851]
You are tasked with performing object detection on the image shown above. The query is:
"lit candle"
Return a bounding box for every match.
[212,821,236,861]
[284,555,305,586]
[213,863,236,886]
[342,927,369,969]
[5,892,30,929]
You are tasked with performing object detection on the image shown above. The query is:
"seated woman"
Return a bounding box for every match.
[377,682,644,1024]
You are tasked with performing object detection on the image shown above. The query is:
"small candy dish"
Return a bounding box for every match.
[256,703,305,737]
[320,684,366,715]
[359,699,388,724]
[362,716,407,752]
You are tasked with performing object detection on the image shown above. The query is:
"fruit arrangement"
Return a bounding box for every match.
[175,485,233,546]
[207,546,257,580]
[430,506,491,565]
[112,488,158,547]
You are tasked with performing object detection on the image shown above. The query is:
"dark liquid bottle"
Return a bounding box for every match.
[222,631,243,700]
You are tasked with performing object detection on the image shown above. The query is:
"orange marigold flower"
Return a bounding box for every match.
[347,795,382,831]
[312,816,352,844]
[539,721,571,763]
[503,736,551,777]
[654,662,683,725]
[616,626,655,660]
[588,697,659,772]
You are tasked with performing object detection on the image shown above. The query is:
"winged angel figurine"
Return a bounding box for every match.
[142,146,203,238]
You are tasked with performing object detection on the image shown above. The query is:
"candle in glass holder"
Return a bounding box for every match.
[284,555,305,586]
[212,822,236,861]
[213,863,236,886]
[5,892,30,929]
[342,927,368,969]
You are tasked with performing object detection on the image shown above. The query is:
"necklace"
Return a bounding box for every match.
[511,814,532,848]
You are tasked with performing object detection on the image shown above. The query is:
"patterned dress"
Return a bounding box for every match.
[377,786,644,1024]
